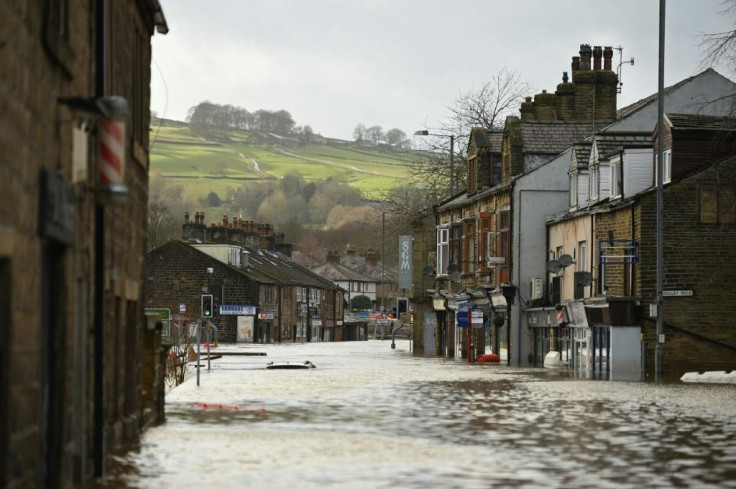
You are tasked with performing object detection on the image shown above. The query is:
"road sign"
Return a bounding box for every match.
[662,290,693,297]
[144,308,170,321]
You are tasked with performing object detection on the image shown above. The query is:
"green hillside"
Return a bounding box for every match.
[149,125,412,199]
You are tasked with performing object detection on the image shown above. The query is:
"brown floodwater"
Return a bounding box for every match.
[90,340,736,488]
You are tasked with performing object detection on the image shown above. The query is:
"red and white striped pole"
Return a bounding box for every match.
[97,96,127,189]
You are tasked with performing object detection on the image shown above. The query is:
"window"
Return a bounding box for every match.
[655,150,672,184]
[700,186,736,223]
[610,159,623,198]
[590,165,599,201]
[480,213,494,269]
[436,227,449,275]
[468,157,477,193]
[463,219,476,274]
[570,173,578,207]
[578,241,587,271]
[449,224,462,272]
[497,211,510,283]
[491,155,503,187]
[264,286,274,302]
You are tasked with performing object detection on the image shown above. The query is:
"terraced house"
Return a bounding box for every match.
[421,44,614,363]
[146,214,344,344]
[0,1,168,487]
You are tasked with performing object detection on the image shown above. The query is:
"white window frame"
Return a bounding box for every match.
[590,165,599,201]
[610,159,622,199]
[436,226,449,276]
[578,241,587,272]
[655,149,673,185]
[570,173,578,207]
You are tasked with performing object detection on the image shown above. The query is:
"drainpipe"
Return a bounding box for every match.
[93,0,108,477]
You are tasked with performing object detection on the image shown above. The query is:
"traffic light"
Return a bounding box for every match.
[397,297,408,315]
[201,294,213,318]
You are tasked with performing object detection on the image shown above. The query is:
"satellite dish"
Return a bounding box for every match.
[559,254,573,267]
[447,263,459,274]
[450,271,462,284]
[546,260,562,273]
[422,265,436,277]
[575,272,594,286]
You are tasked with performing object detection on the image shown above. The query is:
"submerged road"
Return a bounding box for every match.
[92,340,736,488]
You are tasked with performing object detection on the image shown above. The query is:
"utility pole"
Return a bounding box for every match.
[656,0,666,381]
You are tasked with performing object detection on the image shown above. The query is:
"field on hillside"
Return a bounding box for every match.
[149,126,411,199]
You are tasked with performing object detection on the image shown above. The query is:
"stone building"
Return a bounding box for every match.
[146,215,344,344]
[421,44,609,363]
[0,1,167,487]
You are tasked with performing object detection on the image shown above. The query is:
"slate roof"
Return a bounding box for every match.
[572,141,593,169]
[519,121,592,156]
[615,68,719,120]
[243,247,339,290]
[593,132,652,160]
[666,113,736,132]
[486,129,504,153]
[310,261,377,283]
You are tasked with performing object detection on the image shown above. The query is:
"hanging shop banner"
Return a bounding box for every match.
[398,235,413,290]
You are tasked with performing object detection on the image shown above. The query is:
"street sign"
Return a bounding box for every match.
[179,303,186,313]
[144,308,170,321]
[144,308,171,338]
[398,235,413,290]
[662,290,693,297]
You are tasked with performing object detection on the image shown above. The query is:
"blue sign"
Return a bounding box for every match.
[220,305,256,316]
[457,301,470,328]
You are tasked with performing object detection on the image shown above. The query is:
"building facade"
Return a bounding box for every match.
[0,2,167,487]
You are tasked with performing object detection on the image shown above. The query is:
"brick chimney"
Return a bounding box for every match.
[556,72,576,121]
[520,96,534,121]
[533,90,557,121]
[222,214,229,228]
[571,56,581,82]
[366,250,378,265]
[327,251,340,263]
[346,244,356,257]
[182,210,207,243]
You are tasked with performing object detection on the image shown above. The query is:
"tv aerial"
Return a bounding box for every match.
[450,271,462,284]
[422,265,436,277]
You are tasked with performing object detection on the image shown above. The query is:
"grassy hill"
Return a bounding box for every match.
[149,125,412,200]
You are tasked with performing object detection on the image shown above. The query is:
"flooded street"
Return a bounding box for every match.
[97,340,736,488]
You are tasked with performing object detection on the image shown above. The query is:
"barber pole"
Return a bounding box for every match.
[98,117,125,186]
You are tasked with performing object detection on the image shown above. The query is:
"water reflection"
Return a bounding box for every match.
[90,340,736,488]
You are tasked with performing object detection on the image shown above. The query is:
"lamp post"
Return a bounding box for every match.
[501,283,517,366]
[413,130,456,195]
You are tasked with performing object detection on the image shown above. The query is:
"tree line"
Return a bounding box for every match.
[186,101,314,140]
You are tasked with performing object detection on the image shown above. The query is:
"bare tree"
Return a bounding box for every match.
[400,68,530,207]
[700,1,736,73]
[443,67,531,135]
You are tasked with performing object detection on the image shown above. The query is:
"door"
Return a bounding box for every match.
[237,316,254,343]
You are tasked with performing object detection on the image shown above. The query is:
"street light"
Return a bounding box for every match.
[501,283,517,366]
[414,130,456,195]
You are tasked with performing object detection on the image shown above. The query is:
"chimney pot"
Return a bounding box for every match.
[579,44,592,70]
[593,46,602,70]
[562,71,569,83]
[185,212,190,224]
[603,46,613,70]
[525,96,532,102]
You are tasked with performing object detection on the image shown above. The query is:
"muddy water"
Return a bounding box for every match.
[94,340,736,488]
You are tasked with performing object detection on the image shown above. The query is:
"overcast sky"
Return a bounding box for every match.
[151,0,734,141]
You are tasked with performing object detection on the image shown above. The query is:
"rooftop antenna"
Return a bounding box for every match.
[615,46,635,94]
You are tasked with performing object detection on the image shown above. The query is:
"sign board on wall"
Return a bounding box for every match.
[220,304,257,316]
[398,235,413,290]
[471,309,484,329]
